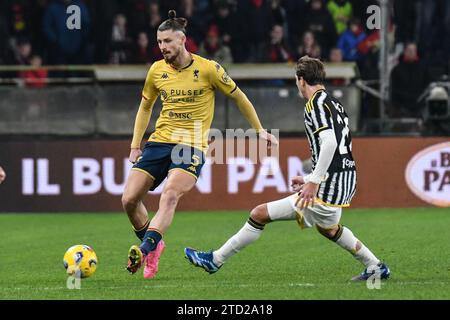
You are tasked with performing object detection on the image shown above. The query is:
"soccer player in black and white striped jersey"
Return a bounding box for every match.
[185,56,390,281]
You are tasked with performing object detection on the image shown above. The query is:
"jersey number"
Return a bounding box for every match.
[333,101,351,155]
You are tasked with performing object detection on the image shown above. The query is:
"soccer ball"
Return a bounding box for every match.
[63,245,98,278]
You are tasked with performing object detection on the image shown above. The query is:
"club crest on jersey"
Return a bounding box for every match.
[222,72,230,83]
[160,89,168,101]
[193,69,199,82]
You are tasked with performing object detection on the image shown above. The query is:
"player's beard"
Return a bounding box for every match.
[163,49,179,64]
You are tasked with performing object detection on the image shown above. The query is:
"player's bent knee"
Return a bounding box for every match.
[250,204,270,225]
[316,224,341,240]
[160,188,182,207]
[121,194,139,212]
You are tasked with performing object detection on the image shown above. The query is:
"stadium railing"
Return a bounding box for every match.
[0,63,361,136]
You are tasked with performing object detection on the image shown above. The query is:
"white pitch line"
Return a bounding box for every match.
[4,282,315,291]
[3,280,449,292]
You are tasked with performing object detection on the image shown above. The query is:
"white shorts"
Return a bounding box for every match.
[266,194,342,229]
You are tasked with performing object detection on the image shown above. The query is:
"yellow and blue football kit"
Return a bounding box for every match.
[131,53,264,190]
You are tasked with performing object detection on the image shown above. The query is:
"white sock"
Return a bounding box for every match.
[213,222,263,266]
[335,226,380,267]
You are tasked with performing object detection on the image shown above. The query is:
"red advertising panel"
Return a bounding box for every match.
[0,138,448,212]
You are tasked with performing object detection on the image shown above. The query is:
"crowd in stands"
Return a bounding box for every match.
[0,0,449,120]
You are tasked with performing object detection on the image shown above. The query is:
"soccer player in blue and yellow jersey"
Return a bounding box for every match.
[122,10,278,278]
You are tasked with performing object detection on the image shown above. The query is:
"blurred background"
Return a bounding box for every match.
[0,0,449,136]
[0,0,449,211]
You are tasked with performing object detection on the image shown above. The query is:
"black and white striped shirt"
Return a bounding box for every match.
[304,89,356,207]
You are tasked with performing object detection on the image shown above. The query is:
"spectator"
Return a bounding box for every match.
[283,0,308,50]
[0,166,6,184]
[0,0,445,71]
[11,38,33,65]
[7,0,32,39]
[327,0,353,35]
[125,0,148,36]
[87,0,121,63]
[357,23,395,80]
[198,25,233,64]
[393,0,417,44]
[390,43,429,118]
[0,9,9,64]
[146,1,162,50]
[185,37,199,54]
[109,14,132,64]
[19,54,48,88]
[29,0,49,58]
[159,0,181,16]
[270,0,287,28]
[213,0,242,62]
[296,31,322,60]
[328,47,347,85]
[416,0,438,54]
[416,0,450,73]
[179,0,211,46]
[303,0,337,58]
[237,0,273,62]
[261,24,294,63]
[337,18,366,62]
[329,47,343,63]
[130,32,152,64]
[43,0,91,65]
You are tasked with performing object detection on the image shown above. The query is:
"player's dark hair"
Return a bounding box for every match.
[295,56,326,85]
[158,10,188,34]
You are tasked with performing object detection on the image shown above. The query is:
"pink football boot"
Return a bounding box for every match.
[143,240,165,279]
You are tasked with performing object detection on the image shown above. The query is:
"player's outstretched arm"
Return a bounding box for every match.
[210,61,277,147]
[229,88,279,148]
[129,97,156,163]
[296,129,337,209]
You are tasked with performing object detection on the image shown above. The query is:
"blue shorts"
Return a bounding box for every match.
[132,142,205,191]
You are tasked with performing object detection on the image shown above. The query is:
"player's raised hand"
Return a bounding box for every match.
[129,148,142,164]
[0,166,6,184]
[291,176,305,192]
[258,129,279,149]
[295,182,319,210]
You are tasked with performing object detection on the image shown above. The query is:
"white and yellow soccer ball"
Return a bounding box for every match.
[63,245,98,278]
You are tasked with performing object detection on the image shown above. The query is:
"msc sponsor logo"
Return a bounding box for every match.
[405,142,450,207]
[168,111,192,119]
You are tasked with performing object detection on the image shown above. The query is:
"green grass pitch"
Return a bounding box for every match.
[1,208,449,300]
